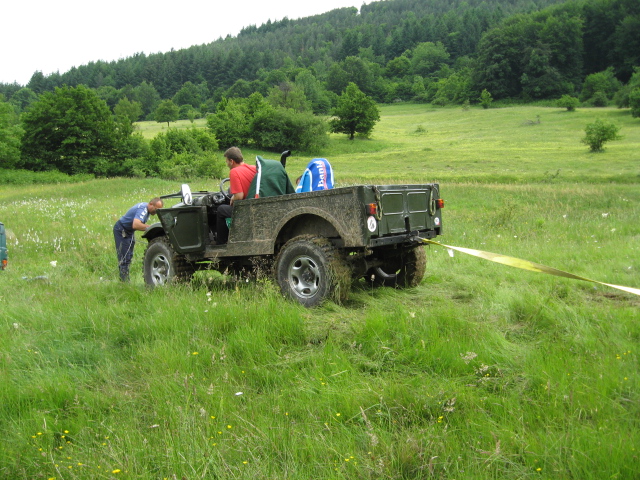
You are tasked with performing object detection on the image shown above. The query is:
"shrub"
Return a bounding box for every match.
[557,95,579,111]
[588,91,609,107]
[157,152,225,180]
[479,89,493,109]
[206,97,253,148]
[581,119,621,152]
[251,106,328,152]
[580,68,621,103]
[149,128,223,179]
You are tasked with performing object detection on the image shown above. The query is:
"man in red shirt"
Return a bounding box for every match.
[216,147,256,244]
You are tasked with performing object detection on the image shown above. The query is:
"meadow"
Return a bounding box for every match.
[1,104,639,479]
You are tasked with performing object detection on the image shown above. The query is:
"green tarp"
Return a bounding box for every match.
[247,156,295,199]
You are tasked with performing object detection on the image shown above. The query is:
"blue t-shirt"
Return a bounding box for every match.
[295,158,334,193]
[119,203,149,233]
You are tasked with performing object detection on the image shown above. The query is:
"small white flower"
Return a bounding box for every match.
[602,213,609,218]
[563,214,567,218]
[611,228,616,233]
[50,260,57,267]
[235,392,243,396]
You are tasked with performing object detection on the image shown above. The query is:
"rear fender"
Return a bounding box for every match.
[273,208,357,249]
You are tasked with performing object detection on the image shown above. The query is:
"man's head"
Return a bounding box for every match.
[147,198,163,215]
[224,147,244,167]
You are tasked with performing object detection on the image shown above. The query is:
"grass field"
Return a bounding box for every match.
[1,104,639,479]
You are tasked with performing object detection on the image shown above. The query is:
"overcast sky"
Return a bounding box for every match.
[1,0,365,86]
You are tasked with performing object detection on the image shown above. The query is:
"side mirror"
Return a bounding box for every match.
[181,184,192,205]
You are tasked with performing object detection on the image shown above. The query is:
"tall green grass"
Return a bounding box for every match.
[1,104,639,479]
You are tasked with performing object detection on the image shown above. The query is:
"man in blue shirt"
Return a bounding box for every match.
[113,198,163,281]
[295,158,334,193]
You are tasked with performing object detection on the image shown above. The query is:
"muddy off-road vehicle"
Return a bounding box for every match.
[142,153,444,306]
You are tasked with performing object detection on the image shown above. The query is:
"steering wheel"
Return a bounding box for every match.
[219,178,231,201]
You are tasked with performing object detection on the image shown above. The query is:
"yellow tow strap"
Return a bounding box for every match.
[422,239,640,297]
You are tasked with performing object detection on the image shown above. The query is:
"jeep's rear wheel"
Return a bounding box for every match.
[274,235,350,307]
[366,245,426,288]
[143,236,195,286]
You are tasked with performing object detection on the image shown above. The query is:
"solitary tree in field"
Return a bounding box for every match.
[154,100,179,127]
[330,82,380,140]
[581,119,621,152]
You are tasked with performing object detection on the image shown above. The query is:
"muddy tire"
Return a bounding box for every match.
[143,236,195,287]
[274,235,351,307]
[366,245,426,288]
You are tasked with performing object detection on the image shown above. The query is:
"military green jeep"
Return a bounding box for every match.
[142,153,444,307]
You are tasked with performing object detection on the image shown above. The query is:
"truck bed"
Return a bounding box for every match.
[211,184,443,258]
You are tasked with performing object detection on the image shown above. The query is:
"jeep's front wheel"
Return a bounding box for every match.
[274,235,350,307]
[366,245,426,288]
[143,236,194,286]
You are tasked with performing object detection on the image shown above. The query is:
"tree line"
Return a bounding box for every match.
[1,0,637,105]
[0,81,380,177]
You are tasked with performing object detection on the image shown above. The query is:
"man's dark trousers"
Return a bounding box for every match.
[216,204,232,244]
[113,221,135,281]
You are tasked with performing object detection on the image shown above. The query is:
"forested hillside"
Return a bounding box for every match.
[1,0,637,106]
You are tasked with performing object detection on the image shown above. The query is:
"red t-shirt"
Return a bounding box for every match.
[230,163,257,199]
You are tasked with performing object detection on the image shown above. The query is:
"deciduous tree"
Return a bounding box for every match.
[329,83,380,140]
[0,95,22,169]
[154,100,179,127]
[206,97,254,148]
[580,68,621,102]
[114,97,143,124]
[20,85,121,174]
[410,41,450,77]
[267,82,311,112]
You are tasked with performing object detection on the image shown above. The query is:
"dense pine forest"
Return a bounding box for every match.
[1,0,638,176]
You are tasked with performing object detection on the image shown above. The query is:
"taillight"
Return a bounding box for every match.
[367,203,378,216]
[436,199,445,209]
